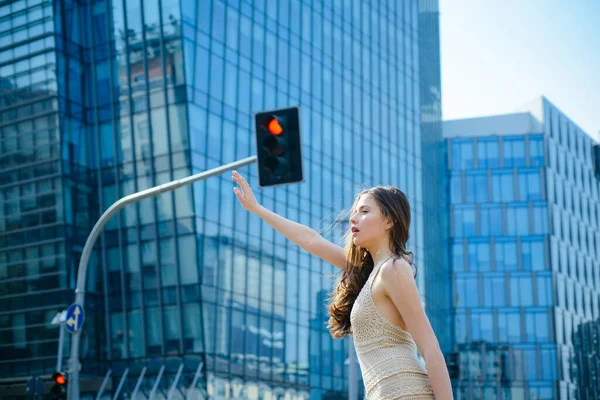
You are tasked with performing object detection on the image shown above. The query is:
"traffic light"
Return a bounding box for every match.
[254,106,304,187]
[50,372,67,399]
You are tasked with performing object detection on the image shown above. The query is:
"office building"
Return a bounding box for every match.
[444,97,600,399]
[0,0,444,398]
[418,0,450,353]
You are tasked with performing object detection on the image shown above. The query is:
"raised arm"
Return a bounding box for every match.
[232,170,346,269]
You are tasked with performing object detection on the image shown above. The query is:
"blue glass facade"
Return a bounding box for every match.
[445,99,600,400]
[417,0,450,353]
[0,0,98,379]
[1,0,441,398]
[543,99,600,400]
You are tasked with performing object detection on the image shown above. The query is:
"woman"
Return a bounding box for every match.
[232,170,453,400]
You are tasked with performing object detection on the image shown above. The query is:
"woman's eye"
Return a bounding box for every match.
[361,210,368,214]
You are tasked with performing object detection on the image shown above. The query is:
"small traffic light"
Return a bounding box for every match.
[254,106,304,187]
[50,372,67,399]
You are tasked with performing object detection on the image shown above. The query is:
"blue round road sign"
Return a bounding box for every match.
[65,303,85,333]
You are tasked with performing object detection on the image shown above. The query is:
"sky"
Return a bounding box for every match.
[439,0,600,141]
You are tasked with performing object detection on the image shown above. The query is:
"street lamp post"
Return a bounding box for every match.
[67,156,257,399]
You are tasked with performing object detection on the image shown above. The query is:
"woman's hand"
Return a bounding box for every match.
[232,170,261,213]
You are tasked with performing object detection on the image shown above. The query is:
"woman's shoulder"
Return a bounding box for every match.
[379,256,415,282]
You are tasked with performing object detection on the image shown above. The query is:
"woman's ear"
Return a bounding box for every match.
[385,218,394,230]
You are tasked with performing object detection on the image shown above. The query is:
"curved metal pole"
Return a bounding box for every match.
[67,156,257,399]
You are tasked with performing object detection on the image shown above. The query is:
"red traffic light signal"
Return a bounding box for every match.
[254,107,304,187]
[51,372,67,399]
[54,373,66,385]
[267,117,283,135]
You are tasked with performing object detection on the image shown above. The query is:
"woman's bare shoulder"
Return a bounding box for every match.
[379,257,416,285]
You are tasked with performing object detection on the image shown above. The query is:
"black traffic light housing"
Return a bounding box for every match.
[50,372,67,399]
[254,106,304,187]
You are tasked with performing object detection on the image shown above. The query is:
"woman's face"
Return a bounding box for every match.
[349,194,390,249]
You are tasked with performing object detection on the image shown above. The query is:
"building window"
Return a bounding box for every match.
[521,238,545,271]
[495,239,518,271]
[128,310,144,356]
[506,203,529,236]
[477,137,499,168]
[453,206,476,237]
[556,275,566,309]
[566,281,575,314]
[146,308,161,353]
[575,283,584,315]
[540,346,557,380]
[452,240,465,272]
[585,259,594,287]
[455,310,467,343]
[465,171,488,203]
[498,308,521,343]
[525,309,549,343]
[480,204,503,236]
[529,135,545,166]
[504,136,526,167]
[546,171,555,203]
[532,204,548,235]
[492,170,514,202]
[450,173,462,203]
[523,346,538,380]
[164,306,182,353]
[468,240,490,272]
[483,273,506,307]
[471,310,494,342]
[451,139,474,170]
[518,169,542,201]
[455,273,479,308]
[555,311,564,344]
[558,148,566,176]
[183,303,204,352]
[110,313,126,359]
[510,273,533,306]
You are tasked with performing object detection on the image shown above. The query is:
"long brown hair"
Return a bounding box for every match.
[327,186,415,339]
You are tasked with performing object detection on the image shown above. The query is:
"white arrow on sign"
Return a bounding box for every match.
[66,307,81,331]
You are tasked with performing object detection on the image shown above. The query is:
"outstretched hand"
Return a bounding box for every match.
[232,170,260,213]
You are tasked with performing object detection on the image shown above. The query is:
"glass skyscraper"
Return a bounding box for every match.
[1,0,443,398]
[444,97,600,400]
[417,0,450,354]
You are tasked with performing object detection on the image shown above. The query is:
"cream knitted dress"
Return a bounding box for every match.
[350,260,435,399]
